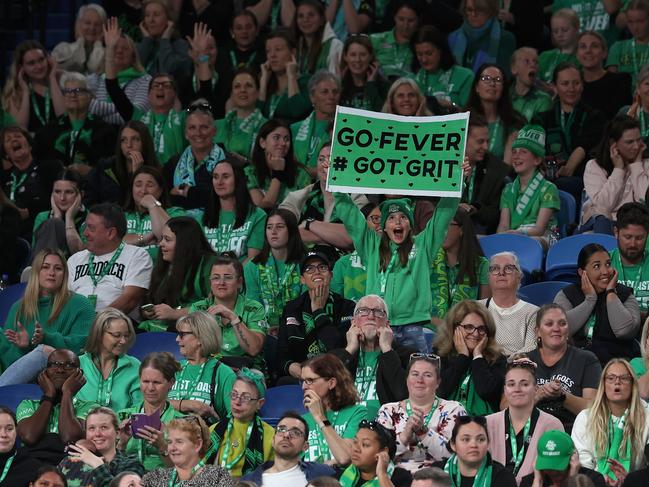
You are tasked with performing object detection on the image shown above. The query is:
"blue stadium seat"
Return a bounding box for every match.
[479,234,544,284]
[557,191,577,238]
[260,385,306,426]
[518,281,571,307]
[545,234,617,282]
[0,283,27,325]
[0,384,42,412]
[129,332,183,361]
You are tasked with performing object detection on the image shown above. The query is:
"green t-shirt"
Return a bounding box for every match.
[125,206,185,259]
[331,251,367,302]
[303,404,368,462]
[370,30,413,78]
[190,295,268,371]
[16,397,98,434]
[553,0,620,47]
[538,49,580,83]
[215,109,267,159]
[76,352,143,411]
[610,248,649,312]
[606,38,649,87]
[355,351,381,420]
[118,401,185,471]
[630,357,647,377]
[133,108,187,165]
[500,174,560,230]
[511,87,553,123]
[414,65,474,107]
[168,357,236,420]
[290,114,331,169]
[244,163,312,203]
[201,208,266,259]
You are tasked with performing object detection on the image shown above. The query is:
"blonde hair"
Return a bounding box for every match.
[382,78,432,116]
[86,406,119,431]
[434,300,502,364]
[84,308,136,355]
[168,415,211,456]
[17,249,71,326]
[589,359,646,467]
[640,316,649,369]
[176,312,222,357]
[2,40,48,114]
[552,8,580,30]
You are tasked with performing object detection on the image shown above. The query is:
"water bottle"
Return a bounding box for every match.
[545,157,558,181]
[0,274,9,292]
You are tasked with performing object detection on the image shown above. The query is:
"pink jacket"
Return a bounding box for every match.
[581,158,649,224]
[486,409,564,485]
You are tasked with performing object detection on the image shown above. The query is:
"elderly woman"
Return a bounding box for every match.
[434,300,506,415]
[168,312,237,423]
[52,3,106,74]
[572,358,649,484]
[141,415,234,486]
[382,78,432,116]
[377,354,467,472]
[76,308,142,411]
[478,252,539,356]
[290,70,340,175]
[448,0,517,75]
[527,304,601,432]
[34,72,116,173]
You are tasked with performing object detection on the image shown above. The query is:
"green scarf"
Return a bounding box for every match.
[292,111,330,167]
[220,109,266,158]
[138,109,185,164]
[116,67,146,85]
[509,170,546,230]
[445,453,493,487]
[340,461,395,487]
[597,411,632,481]
[173,143,225,187]
[53,116,94,164]
[430,249,482,319]
[208,415,265,476]
[449,368,493,416]
[257,257,302,327]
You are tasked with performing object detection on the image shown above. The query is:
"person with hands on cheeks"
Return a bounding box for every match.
[167,312,237,423]
[278,250,355,383]
[58,407,144,487]
[579,115,649,235]
[554,243,641,364]
[434,300,506,416]
[117,352,184,471]
[292,0,343,76]
[332,294,414,420]
[16,349,98,464]
[377,355,467,473]
[340,420,413,487]
[258,29,312,123]
[339,35,389,112]
[519,430,607,487]
[300,353,368,465]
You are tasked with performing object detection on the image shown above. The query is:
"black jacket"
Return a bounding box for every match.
[466,153,510,234]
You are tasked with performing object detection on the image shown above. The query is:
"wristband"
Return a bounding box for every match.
[272,169,287,182]
[41,395,55,403]
[197,54,209,64]
[179,399,184,412]
[305,218,315,231]
[606,288,617,295]
[318,419,331,428]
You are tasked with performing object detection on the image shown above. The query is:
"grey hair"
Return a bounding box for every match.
[308,69,341,96]
[60,71,90,90]
[489,251,522,273]
[354,294,389,319]
[77,3,107,23]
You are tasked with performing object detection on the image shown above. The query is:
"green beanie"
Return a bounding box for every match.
[512,124,546,157]
[379,198,414,229]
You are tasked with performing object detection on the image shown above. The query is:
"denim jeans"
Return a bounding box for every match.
[392,324,433,353]
[0,345,49,386]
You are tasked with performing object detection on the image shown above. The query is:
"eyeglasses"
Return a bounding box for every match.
[209,274,237,282]
[62,87,89,96]
[300,376,329,386]
[230,391,259,404]
[368,215,381,224]
[304,264,329,274]
[151,81,175,90]
[605,374,633,384]
[105,330,131,341]
[456,323,488,336]
[187,102,212,113]
[479,74,504,85]
[275,426,305,439]
[176,330,194,339]
[488,264,519,275]
[409,353,441,367]
[47,361,77,370]
[355,307,387,319]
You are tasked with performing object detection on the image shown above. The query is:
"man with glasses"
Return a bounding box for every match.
[15,348,99,464]
[332,294,414,419]
[277,250,355,383]
[241,411,335,485]
[479,252,538,355]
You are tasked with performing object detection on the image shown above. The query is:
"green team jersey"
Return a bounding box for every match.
[606,38,649,87]
[610,248,649,312]
[133,108,187,165]
[331,251,367,302]
[16,397,98,434]
[200,208,266,260]
[125,206,185,259]
[354,351,381,420]
[303,404,368,462]
[500,173,560,230]
[414,65,474,107]
[552,0,621,47]
[511,87,553,122]
[538,49,579,83]
[370,30,413,78]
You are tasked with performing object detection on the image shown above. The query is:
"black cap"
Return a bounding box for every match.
[300,251,331,273]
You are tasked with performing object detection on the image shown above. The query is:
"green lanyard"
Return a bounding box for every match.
[464,170,476,204]
[508,411,532,475]
[640,110,649,139]
[378,251,399,296]
[458,371,471,404]
[585,313,596,341]
[613,251,646,285]
[179,361,207,400]
[96,360,116,406]
[30,86,51,126]
[268,94,282,119]
[355,352,379,400]
[9,172,28,200]
[488,120,502,153]
[405,398,438,428]
[0,454,16,482]
[230,51,256,69]
[88,242,125,287]
[219,418,254,469]
[168,460,204,487]
[136,402,170,463]
[559,109,576,151]
[631,39,649,78]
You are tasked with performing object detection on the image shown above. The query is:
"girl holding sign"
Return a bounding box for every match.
[334,185,458,352]
[496,124,560,249]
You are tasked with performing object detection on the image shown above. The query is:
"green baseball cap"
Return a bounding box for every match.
[512,124,546,158]
[535,430,574,471]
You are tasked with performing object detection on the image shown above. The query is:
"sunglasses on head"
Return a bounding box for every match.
[409,353,441,367]
[456,415,487,426]
[187,102,213,114]
[358,419,393,444]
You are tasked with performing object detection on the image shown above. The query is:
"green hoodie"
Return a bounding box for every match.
[334,193,459,326]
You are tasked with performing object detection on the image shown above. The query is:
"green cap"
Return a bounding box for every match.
[535,430,574,471]
[512,124,546,157]
[379,198,414,229]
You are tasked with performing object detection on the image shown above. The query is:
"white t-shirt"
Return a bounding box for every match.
[261,464,308,487]
[479,298,539,356]
[67,243,152,313]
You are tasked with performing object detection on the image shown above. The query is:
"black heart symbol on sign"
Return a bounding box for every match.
[374,138,379,142]
[388,126,393,129]
[408,182,414,187]
[434,178,439,182]
[381,179,386,183]
[370,150,375,154]
[441,123,447,128]
[421,154,426,157]
[460,127,465,131]
[403,155,408,159]
[414,125,419,128]
[332,177,337,181]
[399,171,404,175]
[356,177,361,181]
[347,149,352,152]
[366,120,372,124]
[455,153,460,157]
[342,118,348,122]
[451,183,457,186]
